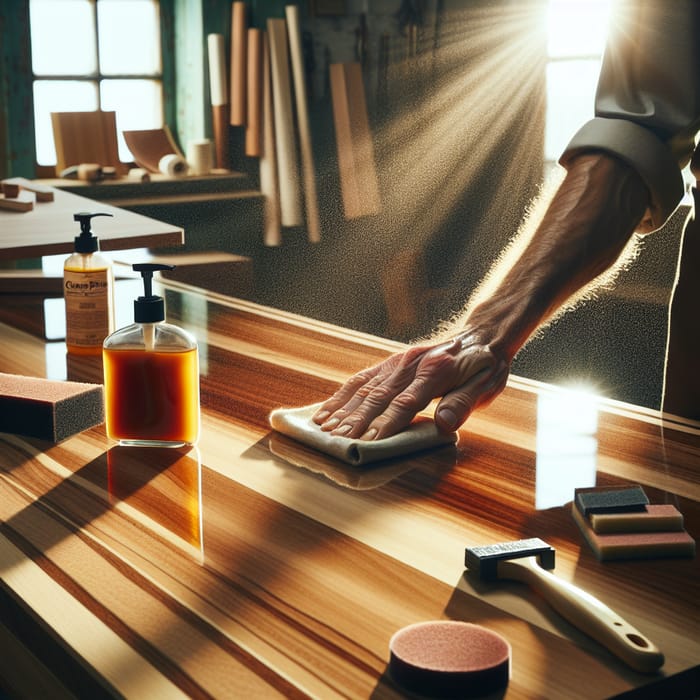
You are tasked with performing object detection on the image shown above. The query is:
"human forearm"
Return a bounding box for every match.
[313,154,650,440]
[465,153,649,360]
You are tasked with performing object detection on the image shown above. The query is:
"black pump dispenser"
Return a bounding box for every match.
[73,212,112,253]
[133,263,176,323]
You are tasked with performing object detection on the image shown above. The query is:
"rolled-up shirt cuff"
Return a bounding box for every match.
[559,117,686,232]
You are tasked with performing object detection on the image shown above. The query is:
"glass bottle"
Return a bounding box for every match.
[103,263,200,446]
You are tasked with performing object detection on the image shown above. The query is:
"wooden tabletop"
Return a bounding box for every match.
[0,280,698,699]
[0,185,183,261]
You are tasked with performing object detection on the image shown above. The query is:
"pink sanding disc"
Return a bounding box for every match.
[389,620,511,698]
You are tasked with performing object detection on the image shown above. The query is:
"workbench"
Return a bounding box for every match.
[0,278,698,698]
[0,184,183,261]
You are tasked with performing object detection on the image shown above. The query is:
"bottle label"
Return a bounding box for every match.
[64,268,111,347]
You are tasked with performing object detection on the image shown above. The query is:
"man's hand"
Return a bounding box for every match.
[312,332,510,440]
[311,154,648,442]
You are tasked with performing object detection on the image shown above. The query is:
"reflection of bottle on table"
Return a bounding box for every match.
[103,263,200,447]
[64,211,114,355]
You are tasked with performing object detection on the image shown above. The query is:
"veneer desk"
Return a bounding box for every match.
[0,279,698,699]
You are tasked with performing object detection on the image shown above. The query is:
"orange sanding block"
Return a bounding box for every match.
[0,372,104,442]
[590,504,685,534]
[572,502,696,561]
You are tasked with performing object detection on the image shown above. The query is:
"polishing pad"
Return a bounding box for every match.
[389,621,511,698]
[269,403,458,466]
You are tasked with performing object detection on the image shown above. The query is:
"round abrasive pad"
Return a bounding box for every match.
[389,620,511,698]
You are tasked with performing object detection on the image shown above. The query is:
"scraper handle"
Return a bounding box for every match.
[497,556,664,673]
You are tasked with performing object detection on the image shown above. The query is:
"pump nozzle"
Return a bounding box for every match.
[132,263,176,323]
[73,211,113,253]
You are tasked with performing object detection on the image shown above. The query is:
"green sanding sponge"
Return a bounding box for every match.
[0,372,104,443]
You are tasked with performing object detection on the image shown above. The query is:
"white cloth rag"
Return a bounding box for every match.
[269,403,458,466]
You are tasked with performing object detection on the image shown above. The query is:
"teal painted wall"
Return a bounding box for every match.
[174,0,205,152]
[0,1,35,178]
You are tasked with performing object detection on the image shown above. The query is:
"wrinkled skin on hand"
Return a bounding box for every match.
[312,331,510,440]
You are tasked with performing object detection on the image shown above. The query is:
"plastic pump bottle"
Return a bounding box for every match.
[103,263,200,447]
[64,211,115,355]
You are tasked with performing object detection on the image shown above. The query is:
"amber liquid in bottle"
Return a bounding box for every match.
[103,346,199,446]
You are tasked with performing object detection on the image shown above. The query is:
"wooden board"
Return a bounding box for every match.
[329,63,381,219]
[3,177,54,202]
[0,192,34,212]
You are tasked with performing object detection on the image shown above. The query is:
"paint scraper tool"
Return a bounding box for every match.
[465,537,664,673]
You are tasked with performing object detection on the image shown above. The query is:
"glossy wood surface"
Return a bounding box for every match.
[0,279,698,699]
[0,186,183,261]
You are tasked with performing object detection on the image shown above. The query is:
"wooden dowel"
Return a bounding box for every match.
[211,104,230,170]
[260,32,282,246]
[207,33,227,107]
[208,33,229,169]
[245,28,263,158]
[230,1,247,126]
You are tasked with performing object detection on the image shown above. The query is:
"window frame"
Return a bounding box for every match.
[543,0,611,170]
[9,0,175,179]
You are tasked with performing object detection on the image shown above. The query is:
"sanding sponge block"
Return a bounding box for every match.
[0,372,104,442]
[572,502,696,561]
[590,504,684,534]
[575,485,649,516]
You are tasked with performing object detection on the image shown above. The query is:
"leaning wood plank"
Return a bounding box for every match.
[259,31,282,246]
[51,111,127,176]
[286,4,321,243]
[329,63,381,219]
[230,1,247,126]
[267,18,302,227]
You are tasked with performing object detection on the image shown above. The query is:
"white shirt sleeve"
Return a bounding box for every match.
[559,0,700,232]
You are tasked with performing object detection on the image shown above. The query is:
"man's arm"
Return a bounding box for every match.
[314,1,699,438]
[313,152,649,440]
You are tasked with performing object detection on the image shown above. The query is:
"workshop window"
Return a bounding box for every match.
[29,0,163,169]
[545,0,612,165]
